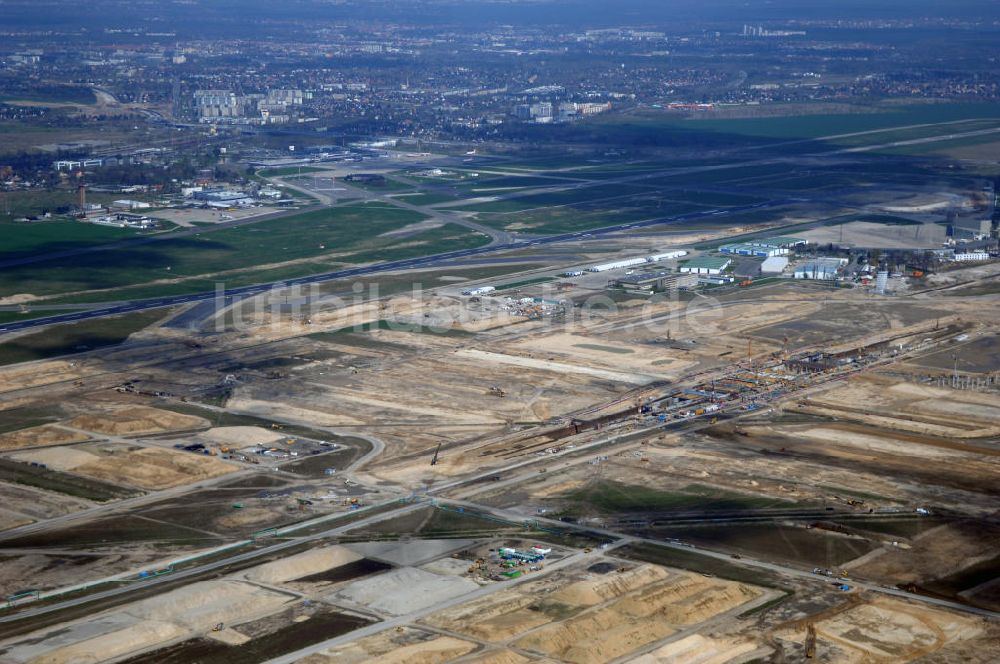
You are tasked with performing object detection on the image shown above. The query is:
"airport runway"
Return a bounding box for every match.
[0,200,786,335]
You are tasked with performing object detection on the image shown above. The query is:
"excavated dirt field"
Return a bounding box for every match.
[422,561,768,664]
[0,579,293,663]
[331,566,480,616]
[774,597,982,662]
[793,374,1000,439]
[0,425,90,452]
[201,426,287,447]
[0,482,92,533]
[628,634,759,664]
[10,444,238,490]
[67,406,208,437]
[243,545,362,585]
[0,551,164,596]
[298,627,479,664]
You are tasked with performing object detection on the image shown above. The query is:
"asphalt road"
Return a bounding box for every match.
[0,199,786,335]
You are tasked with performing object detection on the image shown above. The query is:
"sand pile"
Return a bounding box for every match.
[816,601,980,660]
[628,634,758,664]
[68,407,207,436]
[422,589,546,641]
[620,578,761,625]
[245,546,362,585]
[0,425,89,452]
[512,573,761,664]
[463,606,553,642]
[552,565,670,606]
[202,426,286,447]
[133,579,289,629]
[514,604,675,664]
[362,636,476,664]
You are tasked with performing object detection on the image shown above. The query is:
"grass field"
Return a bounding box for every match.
[623,102,1000,142]
[0,309,169,365]
[0,190,157,222]
[0,220,136,260]
[41,221,490,305]
[0,85,96,106]
[562,480,796,516]
[0,203,433,300]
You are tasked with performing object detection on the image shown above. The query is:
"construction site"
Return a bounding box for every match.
[0,199,998,662]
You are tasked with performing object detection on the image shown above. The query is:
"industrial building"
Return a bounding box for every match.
[794,257,847,280]
[679,256,732,275]
[698,275,736,286]
[719,243,788,258]
[462,286,496,296]
[646,250,688,262]
[582,250,688,273]
[111,199,151,211]
[586,257,649,273]
[191,189,255,207]
[611,272,698,292]
[752,236,808,249]
[953,251,990,262]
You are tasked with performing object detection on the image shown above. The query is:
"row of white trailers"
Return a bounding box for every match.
[585,251,688,273]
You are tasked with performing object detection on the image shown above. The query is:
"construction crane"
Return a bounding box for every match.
[430,443,441,466]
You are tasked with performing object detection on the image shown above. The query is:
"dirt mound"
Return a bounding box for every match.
[551,564,670,606]
[423,589,548,641]
[133,579,289,629]
[514,604,676,664]
[619,578,761,625]
[67,407,207,436]
[629,634,757,664]
[245,546,362,585]
[67,446,237,490]
[792,599,984,661]
[0,425,89,452]
[514,573,762,663]
[368,636,476,664]
[202,426,286,447]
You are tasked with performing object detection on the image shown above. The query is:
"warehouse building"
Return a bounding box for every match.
[612,272,698,292]
[794,257,847,280]
[752,236,808,249]
[719,243,788,257]
[679,256,732,275]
